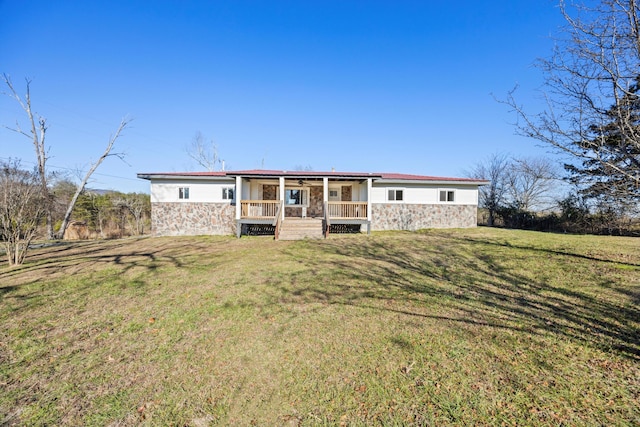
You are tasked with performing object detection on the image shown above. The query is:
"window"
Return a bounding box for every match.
[388,189,403,201]
[222,187,234,200]
[178,187,190,200]
[329,190,339,198]
[439,190,455,202]
[285,189,308,205]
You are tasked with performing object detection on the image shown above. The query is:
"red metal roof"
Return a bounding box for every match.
[137,171,228,177]
[225,169,382,178]
[377,172,483,182]
[137,169,488,184]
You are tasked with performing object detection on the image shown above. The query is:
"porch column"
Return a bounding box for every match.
[367,178,372,221]
[279,176,285,221]
[367,178,372,234]
[323,177,328,202]
[235,176,242,220]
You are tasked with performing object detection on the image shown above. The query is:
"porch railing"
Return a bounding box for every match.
[241,200,368,220]
[241,200,280,218]
[327,202,368,219]
[273,200,284,240]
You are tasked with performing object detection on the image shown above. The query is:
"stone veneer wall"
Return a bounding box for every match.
[152,202,236,236]
[371,203,477,231]
[263,185,278,200]
[307,187,323,217]
[341,186,352,201]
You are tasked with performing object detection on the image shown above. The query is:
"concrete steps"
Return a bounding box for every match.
[278,218,324,240]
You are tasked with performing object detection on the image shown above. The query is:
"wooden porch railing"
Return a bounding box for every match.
[327,202,368,219]
[273,200,284,240]
[240,200,280,218]
[241,200,368,220]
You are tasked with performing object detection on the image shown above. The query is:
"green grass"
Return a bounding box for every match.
[1,229,639,426]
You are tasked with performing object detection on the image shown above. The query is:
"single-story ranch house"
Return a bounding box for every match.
[137,169,488,239]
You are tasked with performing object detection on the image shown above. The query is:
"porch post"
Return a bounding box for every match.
[235,176,243,238]
[323,177,328,202]
[279,176,285,221]
[235,176,242,220]
[367,178,372,234]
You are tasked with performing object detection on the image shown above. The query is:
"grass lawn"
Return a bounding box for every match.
[1,228,639,426]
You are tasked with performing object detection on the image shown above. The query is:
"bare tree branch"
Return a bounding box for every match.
[503,1,640,194]
[186,131,222,171]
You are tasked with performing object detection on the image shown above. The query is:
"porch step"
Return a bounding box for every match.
[278,218,324,240]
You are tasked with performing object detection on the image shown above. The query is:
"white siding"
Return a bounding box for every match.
[150,179,236,203]
[359,182,368,201]
[240,178,251,200]
[250,181,261,200]
[351,182,365,201]
[371,183,478,205]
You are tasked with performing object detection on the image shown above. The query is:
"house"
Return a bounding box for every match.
[136,169,488,239]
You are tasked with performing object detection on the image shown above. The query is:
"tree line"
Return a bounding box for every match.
[469,153,639,235]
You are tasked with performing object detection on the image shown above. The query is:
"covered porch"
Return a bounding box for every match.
[230,171,378,239]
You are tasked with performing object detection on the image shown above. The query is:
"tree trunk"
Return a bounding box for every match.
[2,75,54,239]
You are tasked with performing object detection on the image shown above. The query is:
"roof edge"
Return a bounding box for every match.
[137,170,489,185]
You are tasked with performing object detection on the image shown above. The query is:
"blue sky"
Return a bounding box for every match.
[1,1,565,193]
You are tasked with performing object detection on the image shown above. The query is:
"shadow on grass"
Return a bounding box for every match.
[0,238,211,310]
[1,245,171,280]
[279,234,640,361]
[455,234,640,267]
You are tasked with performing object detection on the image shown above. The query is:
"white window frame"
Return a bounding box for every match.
[387,188,404,202]
[178,187,190,200]
[222,187,235,201]
[285,188,308,206]
[439,189,455,203]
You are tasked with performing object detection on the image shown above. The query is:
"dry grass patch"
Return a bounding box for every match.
[1,230,639,425]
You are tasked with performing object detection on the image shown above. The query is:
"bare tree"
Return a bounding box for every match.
[505,157,560,211]
[0,160,46,266]
[466,153,510,226]
[57,118,130,239]
[2,74,54,239]
[112,193,150,235]
[186,131,223,171]
[505,0,640,196]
